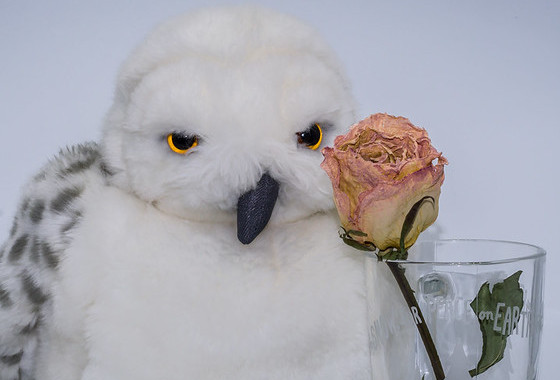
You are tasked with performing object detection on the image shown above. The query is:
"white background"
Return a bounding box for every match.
[1,0,558,377]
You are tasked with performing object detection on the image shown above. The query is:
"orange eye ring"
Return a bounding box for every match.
[167,133,198,154]
[296,123,323,150]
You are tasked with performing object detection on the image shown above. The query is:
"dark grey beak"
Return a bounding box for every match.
[237,173,279,245]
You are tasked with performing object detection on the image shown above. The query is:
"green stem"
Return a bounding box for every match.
[386,261,446,380]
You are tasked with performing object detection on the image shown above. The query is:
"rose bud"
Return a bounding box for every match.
[321,113,447,254]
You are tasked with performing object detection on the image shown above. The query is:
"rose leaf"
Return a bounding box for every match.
[347,229,368,237]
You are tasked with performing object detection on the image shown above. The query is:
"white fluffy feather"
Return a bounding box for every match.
[0,6,413,379]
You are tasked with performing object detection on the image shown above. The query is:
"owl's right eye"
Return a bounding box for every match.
[167,132,198,154]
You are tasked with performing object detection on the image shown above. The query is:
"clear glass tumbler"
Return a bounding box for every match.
[366,239,546,380]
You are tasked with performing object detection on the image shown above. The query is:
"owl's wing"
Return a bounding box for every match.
[0,142,109,379]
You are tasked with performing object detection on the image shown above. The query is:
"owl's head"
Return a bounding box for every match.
[101,6,355,243]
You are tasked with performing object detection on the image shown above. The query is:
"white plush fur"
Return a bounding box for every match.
[38,188,374,379]
[101,5,355,225]
[2,5,416,379]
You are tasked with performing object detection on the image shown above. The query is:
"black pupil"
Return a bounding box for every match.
[297,124,321,146]
[171,133,196,150]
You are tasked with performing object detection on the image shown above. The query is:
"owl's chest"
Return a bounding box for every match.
[55,188,370,379]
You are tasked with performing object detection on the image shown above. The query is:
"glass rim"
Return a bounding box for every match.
[384,238,546,265]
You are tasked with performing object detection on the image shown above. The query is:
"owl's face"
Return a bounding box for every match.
[101,7,355,240]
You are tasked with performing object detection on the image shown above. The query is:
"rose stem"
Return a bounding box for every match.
[386,261,446,380]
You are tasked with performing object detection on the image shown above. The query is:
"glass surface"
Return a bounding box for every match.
[366,239,546,380]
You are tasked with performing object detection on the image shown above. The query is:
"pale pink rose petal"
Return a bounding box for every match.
[321,113,447,253]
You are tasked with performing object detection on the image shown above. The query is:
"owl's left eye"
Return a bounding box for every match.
[296,123,323,150]
[167,132,198,154]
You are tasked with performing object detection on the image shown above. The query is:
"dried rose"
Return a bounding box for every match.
[321,113,447,254]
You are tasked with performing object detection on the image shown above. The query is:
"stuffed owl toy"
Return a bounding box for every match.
[0,6,413,380]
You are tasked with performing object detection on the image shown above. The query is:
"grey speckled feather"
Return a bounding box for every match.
[0,142,106,378]
[21,273,49,306]
[0,284,13,308]
[50,187,83,214]
[29,200,46,224]
[8,235,28,263]
[0,351,23,366]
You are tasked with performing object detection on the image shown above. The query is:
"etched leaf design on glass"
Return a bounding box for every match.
[469,270,524,377]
